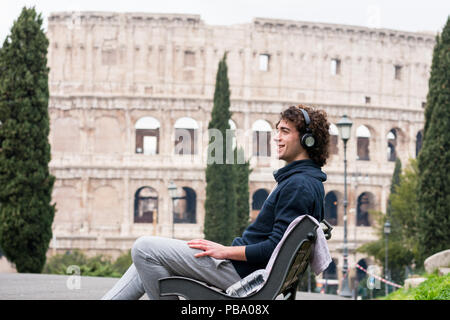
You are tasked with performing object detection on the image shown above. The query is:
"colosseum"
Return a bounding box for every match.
[44,11,435,294]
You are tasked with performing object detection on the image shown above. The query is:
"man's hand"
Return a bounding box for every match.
[187,239,247,261]
[187,239,228,259]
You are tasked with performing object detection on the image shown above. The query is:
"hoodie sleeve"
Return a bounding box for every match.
[245,179,312,266]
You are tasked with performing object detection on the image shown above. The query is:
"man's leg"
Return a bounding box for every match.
[101,263,146,300]
[131,236,242,300]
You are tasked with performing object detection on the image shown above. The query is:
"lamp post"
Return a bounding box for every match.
[168,181,178,238]
[337,114,353,298]
[384,220,391,296]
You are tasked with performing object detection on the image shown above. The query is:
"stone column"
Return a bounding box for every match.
[81,176,90,235]
[121,172,131,236]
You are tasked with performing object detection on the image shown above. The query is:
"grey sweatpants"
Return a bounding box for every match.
[101,236,242,300]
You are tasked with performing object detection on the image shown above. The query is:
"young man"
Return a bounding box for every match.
[102,104,330,299]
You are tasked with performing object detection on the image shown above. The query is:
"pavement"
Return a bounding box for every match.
[0,273,350,300]
[0,273,121,300]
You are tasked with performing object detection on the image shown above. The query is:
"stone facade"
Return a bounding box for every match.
[45,12,435,291]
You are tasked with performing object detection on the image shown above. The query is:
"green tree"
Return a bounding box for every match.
[358,213,415,288]
[233,147,252,237]
[389,159,421,265]
[358,160,419,286]
[204,53,237,245]
[0,7,55,273]
[386,158,401,218]
[417,16,450,264]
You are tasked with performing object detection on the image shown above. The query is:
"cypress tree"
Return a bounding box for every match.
[386,158,401,218]
[233,147,252,237]
[204,54,237,245]
[417,16,450,264]
[0,7,55,273]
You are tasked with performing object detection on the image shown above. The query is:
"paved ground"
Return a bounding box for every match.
[0,273,120,300]
[0,273,350,300]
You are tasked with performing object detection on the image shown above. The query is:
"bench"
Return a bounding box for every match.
[158,215,333,300]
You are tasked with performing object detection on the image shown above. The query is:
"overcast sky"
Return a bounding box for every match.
[1,0,449,43]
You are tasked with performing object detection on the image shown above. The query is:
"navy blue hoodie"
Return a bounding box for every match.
[231,159,327,278]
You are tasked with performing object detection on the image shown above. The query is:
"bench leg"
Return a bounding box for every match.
[284,281,298,300]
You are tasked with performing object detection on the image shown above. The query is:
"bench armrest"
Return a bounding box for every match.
[320,219,333,240]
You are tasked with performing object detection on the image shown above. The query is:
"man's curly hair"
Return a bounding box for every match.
[277,104,330,167]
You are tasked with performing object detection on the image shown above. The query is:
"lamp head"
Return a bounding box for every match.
[384,221,391,235]
[168,181,177,199]
[337,114,353,142]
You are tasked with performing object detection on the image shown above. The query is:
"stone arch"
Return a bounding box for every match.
[134,186,158,223]
[329,123,339,155]
[323,258,338,280]
[387,129,397,161]
[251,188,269,220]
[174,117,199,155]
[356,192,376,226]
[174,117,199,129]
[356,125,371,161]
[174,186,197,223]
[51,117,81,153]
[387,127,406,162]
[252,119,272,132]
[356,258,368,282]
[321,258,339,294]
[252,119,272,157]
[135,116,160,155]
[324,191,339,226]
[135,117,160,129]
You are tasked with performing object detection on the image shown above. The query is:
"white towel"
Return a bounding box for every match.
[265,215,332,276]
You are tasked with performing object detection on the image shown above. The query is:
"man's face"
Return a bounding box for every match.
[274,119,303,163]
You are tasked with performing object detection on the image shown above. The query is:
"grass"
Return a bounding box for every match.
[383,273,450,300]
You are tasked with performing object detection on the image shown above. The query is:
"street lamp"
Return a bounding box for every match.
[384,220,391,296]
[168,181,178,238]
[337,114,353,298]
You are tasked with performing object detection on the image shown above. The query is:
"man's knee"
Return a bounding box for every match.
[131,236,153,263]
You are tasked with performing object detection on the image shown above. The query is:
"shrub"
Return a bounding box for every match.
[43,250,132,278]
[384,273,450,300]
[414,274,450,300]
[42,250,88,275]
[111,250,132,275]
